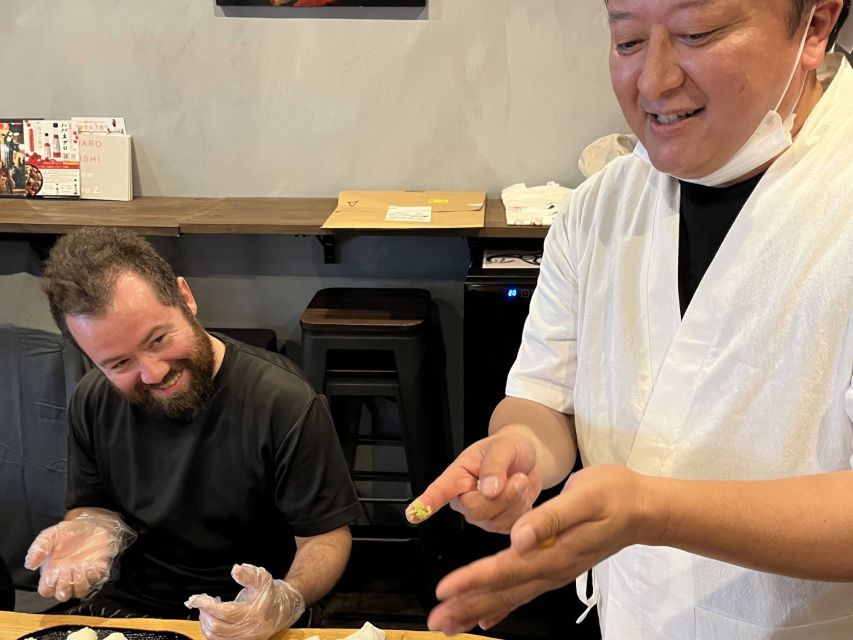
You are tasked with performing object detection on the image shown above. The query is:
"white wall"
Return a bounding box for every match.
[1,0,627,448]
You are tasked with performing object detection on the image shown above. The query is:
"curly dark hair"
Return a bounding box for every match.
[43,227,186,343]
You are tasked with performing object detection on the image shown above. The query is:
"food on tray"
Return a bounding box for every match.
[20,627,141,640]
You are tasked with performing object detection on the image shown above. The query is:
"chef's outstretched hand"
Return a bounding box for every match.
[186,563,305,640]
[24,510,136,602]
[406,428,544,534]
[427,464,656,635]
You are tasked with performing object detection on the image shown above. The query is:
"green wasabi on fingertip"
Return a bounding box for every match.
[406,499,432,523]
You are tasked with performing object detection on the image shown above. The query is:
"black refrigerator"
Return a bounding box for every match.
[461,238,600,640]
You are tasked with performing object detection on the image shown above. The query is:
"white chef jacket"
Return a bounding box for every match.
[506,53,853,639]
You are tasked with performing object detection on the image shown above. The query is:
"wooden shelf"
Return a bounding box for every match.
[0,197,190,236]
[0,196,549,240]
[178,197,337,235]
[479,198,549,238]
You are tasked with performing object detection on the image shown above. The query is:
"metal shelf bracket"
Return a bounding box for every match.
[317,235,337,264]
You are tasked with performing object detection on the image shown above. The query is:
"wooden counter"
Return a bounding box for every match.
[0,611,494,640]
[0,197,548,239]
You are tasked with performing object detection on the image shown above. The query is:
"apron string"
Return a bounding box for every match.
[575,569,600,624]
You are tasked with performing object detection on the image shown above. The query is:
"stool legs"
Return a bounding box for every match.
[300,328,452,610]
[300,337,328,393]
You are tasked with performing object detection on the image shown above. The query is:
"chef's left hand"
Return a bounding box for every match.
[428,464,659,636]
[185,563,305,640]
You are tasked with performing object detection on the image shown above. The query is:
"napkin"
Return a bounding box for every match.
[304,621,385,640]
[501,181,571,226]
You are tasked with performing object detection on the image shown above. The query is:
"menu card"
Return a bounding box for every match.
[73,117,132,201]
[79,133,133,201]
[0,118,30,198]
[23,119,80,198]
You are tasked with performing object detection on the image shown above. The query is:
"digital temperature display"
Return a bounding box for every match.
[504,287,531,300]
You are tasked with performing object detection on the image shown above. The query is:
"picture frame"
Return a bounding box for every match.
[215,0,425,6]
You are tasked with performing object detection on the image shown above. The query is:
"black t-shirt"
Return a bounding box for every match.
[678,172,765,315]
[66,334,362,616]
[0,555,13,611]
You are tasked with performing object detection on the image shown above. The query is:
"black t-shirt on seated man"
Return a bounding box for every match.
[0,556,13,611]
[66,334,362,618]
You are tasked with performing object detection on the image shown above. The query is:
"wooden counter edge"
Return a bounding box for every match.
[0,611,496,640]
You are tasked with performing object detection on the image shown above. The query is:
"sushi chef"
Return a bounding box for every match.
[26,227,362,640]
[412,0,853,638]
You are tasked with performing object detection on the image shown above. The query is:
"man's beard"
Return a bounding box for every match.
[125,320,216,421]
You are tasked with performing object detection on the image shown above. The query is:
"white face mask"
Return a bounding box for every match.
[836,10,853,53]
[633,6,815,187]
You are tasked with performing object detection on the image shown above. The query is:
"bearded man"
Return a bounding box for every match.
[26,227,361,640]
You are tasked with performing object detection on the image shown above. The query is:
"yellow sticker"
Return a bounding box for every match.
[427,199,449,204]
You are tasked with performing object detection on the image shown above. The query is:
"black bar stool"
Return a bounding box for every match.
[207,327,280,354]
[300,288,452,615]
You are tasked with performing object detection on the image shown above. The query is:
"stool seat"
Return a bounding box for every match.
[208,327,279,353]
[301,288,430,332]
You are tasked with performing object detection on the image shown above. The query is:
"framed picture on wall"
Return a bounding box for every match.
[216,0,425,6]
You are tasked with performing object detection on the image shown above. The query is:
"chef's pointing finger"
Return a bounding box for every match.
[406,465,478,524]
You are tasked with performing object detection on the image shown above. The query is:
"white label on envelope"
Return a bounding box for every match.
[385,206,432,222]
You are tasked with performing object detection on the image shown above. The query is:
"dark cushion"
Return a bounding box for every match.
[0,325,89,590]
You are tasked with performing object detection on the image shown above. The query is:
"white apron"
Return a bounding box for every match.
[507,55,853,639]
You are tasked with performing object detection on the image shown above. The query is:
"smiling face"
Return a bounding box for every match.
[607,0,819,180]
[66,272,217,421]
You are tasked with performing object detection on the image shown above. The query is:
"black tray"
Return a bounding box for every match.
[17,625,193,640]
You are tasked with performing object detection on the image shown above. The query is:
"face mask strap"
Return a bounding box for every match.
[773,4,818,114]
[834,9,853,53]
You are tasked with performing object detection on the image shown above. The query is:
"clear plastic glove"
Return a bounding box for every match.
[185,563,305,640]
[24,511,136,602]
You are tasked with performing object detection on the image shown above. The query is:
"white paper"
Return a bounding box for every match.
[385,205,432,223]
[71,116,127,134]
[501,181,571,226]
[343,622,386,640]
[302,622,385,640]
[482,248,541,269]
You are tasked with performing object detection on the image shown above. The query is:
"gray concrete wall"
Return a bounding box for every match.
[1,0,627,449]
[3,0,624,196]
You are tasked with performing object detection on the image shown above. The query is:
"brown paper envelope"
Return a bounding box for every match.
[323,190,486,230]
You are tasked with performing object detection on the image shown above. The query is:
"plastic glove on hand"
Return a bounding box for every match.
[185,563,305,640]
[24,511,136,602]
